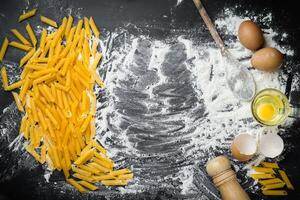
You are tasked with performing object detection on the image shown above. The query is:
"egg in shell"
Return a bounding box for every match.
[251,47,284,71]
[238,20,264,51]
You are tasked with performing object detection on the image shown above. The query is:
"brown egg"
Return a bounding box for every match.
[251,47,284,71]
[238,20,264,50]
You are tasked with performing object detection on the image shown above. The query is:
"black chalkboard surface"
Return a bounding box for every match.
[0,0,299,200]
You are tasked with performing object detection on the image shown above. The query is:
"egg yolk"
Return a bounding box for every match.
[257,103,276,122]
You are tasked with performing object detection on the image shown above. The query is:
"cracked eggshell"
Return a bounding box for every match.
[231,134,257,162]
[259,133,284,158]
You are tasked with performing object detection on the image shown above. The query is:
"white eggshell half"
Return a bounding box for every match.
[233,134,257,155]
[259,133,284,158]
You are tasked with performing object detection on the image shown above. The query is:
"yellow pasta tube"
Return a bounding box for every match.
[262,182,285,190]
[0,37,9,62]
[60,17,68,36]
[117,173,134,180]
[11,29,31,45]
[78,181,98,191]
[32,73,55,85]
[45,108,59,128]
[20,48,35,67]
[261,162,279,169]
[80,114,92,133]
[74,149,94,165]
[278,170,294,190]
[89,17,100,37]
[252,167,275,174]
[37,109,48,131]
[71,165,92,177]
[9,41,31,51]
[91,38,98,56]
[258,178,283,186]
[93,157,113,170]
[250,173,275,180]
[67,178,86,193]
[30,100,39,122]
[1,67,9,89]
[62,124,71,144]
[64,16,74,38]
[90,118,96,139]
[19,78,31,101]
[75,19,83,36]
[52,146,61,169]
[262,190,287,196]
[40,144,47,164]
[91,52,102,70]
[40,29,47,51]
[93,141,107,155]
[26,23,37,46]
[18,9,37,22]
[78,164,98,174]
[40,16,58,28]
[62,159,70,178]
[40,84,55,102]
[109,169,131,177]
[12,92,24,112]
[63,146,71,169]
[72,173,94,183]
[101,180,128,186]
[84,17,91,38]
[93,174,115,181]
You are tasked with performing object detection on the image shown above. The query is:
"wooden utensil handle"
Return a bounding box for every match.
[193,0,226,52]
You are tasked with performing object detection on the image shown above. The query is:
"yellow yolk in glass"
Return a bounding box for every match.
[257,103,276,122]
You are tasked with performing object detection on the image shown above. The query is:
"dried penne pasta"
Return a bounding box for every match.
[40,16,58,28]
[65,16,73,38]
[19,9,37,22]
[258,178,283,186]
[67,178,86,193]
[9,41,31,51]
[1,16,133,193]
[262,182,285,190]
[1,67,9,89]
[26,23,37,46]
[250,173,275,180]
[12,92,24,112]
[261,162,279,169]
[0,37,9,62]
[252,167,275,174]
[6,79,25,91]
[117,173,134,180]
[74,149,94,165]
[11,29,31,45]
[79,180,98,191]
[89,17,100,37]
[72,173,94,183]
[20,48,35,67]
[278,170,294,190]
[262,190,287,196]
[84,17,91,38]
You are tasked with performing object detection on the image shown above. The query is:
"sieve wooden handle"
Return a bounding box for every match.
[193,0,226,52]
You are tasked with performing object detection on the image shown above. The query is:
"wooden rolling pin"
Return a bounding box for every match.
[206,156,251,200]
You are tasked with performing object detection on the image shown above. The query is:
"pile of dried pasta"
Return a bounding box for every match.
[0,9,133,192]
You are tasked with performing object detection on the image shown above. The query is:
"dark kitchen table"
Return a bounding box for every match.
[0,0,299,200]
